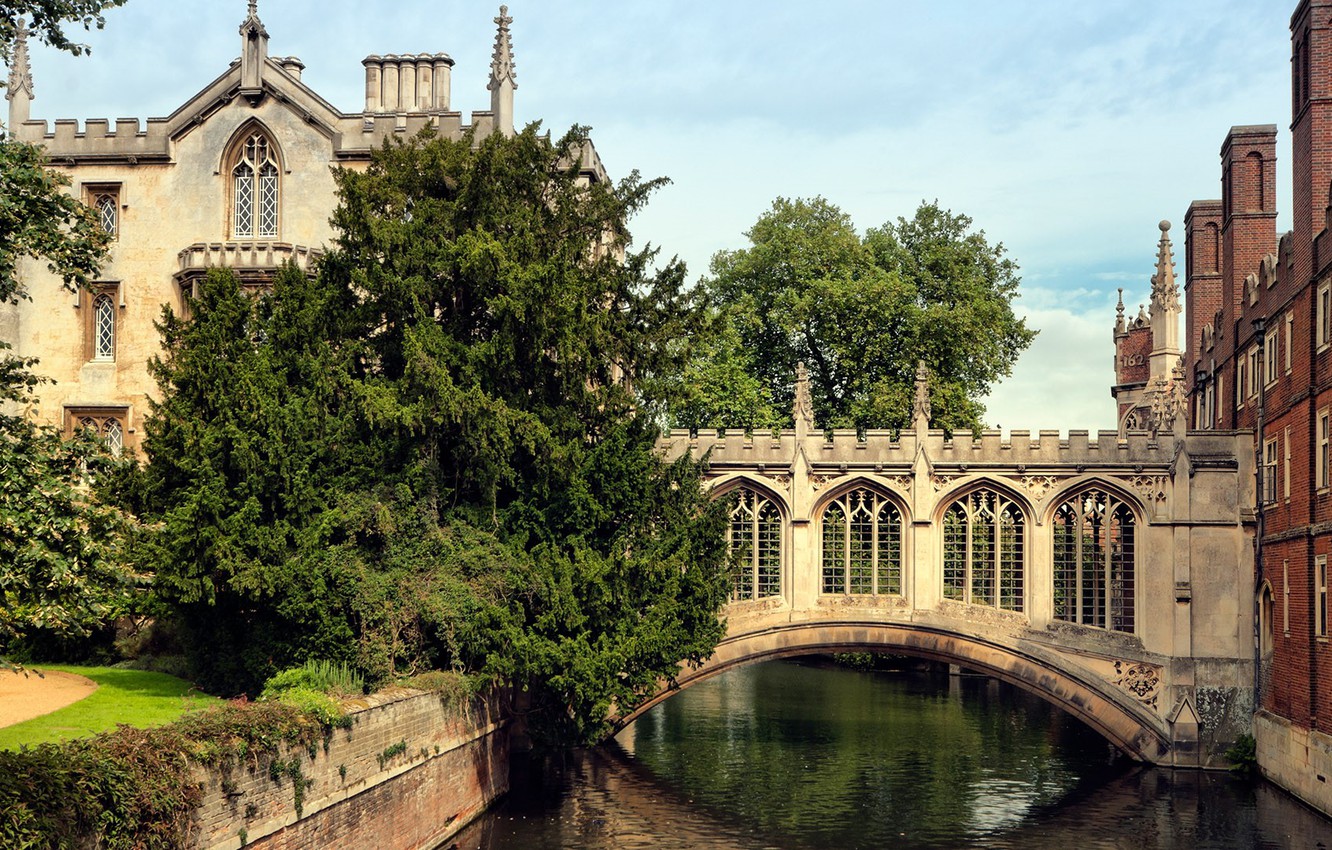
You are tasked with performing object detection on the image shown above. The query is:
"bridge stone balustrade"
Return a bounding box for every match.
[634,416,1256,768]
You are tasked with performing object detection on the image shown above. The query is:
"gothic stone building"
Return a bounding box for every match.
[0,3,602,453]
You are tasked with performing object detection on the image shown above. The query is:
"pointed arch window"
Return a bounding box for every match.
[232,132,279,238]
[93,293,115,360]
[728,486,783,601]
[942,489,1025,612]
[67,408,127,457]
[1052,489,1136,633]
[820,488,902,596]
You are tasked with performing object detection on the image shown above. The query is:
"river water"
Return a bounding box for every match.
[450,660,1332,849]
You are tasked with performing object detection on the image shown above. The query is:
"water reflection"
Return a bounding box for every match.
[450,660,1332,849]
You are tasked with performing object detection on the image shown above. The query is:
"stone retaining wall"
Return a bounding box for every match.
[1255,708,1332,818]
[192,688,508,850]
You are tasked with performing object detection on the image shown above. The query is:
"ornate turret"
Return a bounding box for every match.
[239,0,269,103]
[488,5,517,136]
[6,18,33,127]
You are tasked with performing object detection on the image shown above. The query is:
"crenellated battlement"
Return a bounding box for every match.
[664,426,1246,472]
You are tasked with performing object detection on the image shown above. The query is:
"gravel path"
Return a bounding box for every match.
[0,669,97,728]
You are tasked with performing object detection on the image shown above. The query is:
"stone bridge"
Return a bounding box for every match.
[628,377,1257,767]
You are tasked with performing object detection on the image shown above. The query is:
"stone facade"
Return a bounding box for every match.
[191,689,507,850]
[0,3,604,453]
[653,359,1255,766]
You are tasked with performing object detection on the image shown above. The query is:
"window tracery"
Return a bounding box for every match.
[1052,489,1136,632]
[232,132,279,238]
[820,487,902,596]
[942,489,1024,611]
[728,486,782,601]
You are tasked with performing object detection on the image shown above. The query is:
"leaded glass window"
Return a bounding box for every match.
[93,293,115,360]
[71,411,126,457]
[728,486,783,601]
[820,488,902,596]
[942,489,1025,612]
[232,133,278,238]
[1052,489,1136,632]
[95,193,117,237]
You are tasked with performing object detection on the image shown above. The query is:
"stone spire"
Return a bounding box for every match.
[1115,288,1126,334]
[912,360,932,431]
[1148,220,1182,385]
[488,5,517,136]
[239,0,269,103]
[6,18,33,127]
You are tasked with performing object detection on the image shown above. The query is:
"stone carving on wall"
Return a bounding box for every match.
[930,474,957,492]
[1112,660,1161,709]
[810,474,832,491]
[887,475,913,493]
[762,473,791,491]
[1017,475,1060,501]
[1124,475,1169,505]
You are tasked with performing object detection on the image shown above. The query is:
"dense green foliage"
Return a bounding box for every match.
[0,698,332,850]
[129,126,731,743]
[0,0,127,65]
[672,197,1036,432]
[0,135,134,669]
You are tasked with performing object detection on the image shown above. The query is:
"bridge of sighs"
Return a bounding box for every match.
[636,368,1256,767]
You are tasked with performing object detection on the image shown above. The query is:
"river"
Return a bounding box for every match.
[450,660,1332,849]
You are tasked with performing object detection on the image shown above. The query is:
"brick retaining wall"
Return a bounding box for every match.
[192,688,509,850]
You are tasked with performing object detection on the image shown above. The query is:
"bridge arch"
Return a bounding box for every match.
[616,622,1172,763]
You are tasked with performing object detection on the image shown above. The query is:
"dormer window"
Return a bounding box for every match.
[232,132,279,238]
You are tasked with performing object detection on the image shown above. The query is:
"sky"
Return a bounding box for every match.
[13,0,1298,431]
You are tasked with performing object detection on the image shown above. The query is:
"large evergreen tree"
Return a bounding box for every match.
[136,126,731,742]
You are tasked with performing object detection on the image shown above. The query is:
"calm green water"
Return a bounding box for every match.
[450,661,1332,849]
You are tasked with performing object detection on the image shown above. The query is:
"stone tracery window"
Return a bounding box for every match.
[728,486,782,601]
[232,131,279,238]
[1052,489,1135,633]
[66,409,126,457]
[94,193,117,237]
[820,487,902,596]
[942,489,1024,611]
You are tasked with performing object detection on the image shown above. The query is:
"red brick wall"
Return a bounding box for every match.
[190,690,509,850]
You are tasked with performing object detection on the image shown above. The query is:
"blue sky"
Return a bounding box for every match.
[15,0,1297,430]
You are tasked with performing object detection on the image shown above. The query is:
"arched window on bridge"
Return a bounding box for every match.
[820,488,902,595]
[1052,490,1135,632]
[942,489,1024,612]
[728,486,782,601]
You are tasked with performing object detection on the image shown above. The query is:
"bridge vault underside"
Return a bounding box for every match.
[650,394,1257,767]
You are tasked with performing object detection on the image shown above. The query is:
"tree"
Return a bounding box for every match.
[0,0,127,65]
[135,126,732,742]
[0,124,126,668]
[686,197,1036,432]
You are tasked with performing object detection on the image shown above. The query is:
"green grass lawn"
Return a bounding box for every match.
[0,665,218,750]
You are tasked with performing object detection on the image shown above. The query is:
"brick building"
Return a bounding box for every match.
[1116,0,1332,813]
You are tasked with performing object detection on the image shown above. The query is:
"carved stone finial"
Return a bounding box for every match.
[7,18,34,101]
[912,360,932,428]
[793,362,815,430]
[1150,220,1180,315]
[489,5,517,91]
[1115,287,1126,333]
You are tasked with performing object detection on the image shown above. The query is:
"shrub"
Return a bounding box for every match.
[260,660,364,700]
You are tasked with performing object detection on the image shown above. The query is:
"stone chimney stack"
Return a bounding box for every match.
[276,56,304,81]
[488,5,517,135]
[363,53,454,114]
[6,18,33,127]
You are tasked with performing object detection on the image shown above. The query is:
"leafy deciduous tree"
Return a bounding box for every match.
[0,0,127,65]
[680,197,1036,433]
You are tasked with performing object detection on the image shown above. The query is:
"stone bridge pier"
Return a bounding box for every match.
[634,372,1256,767]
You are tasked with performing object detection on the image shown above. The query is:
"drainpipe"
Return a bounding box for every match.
[1253,317,1266,707]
